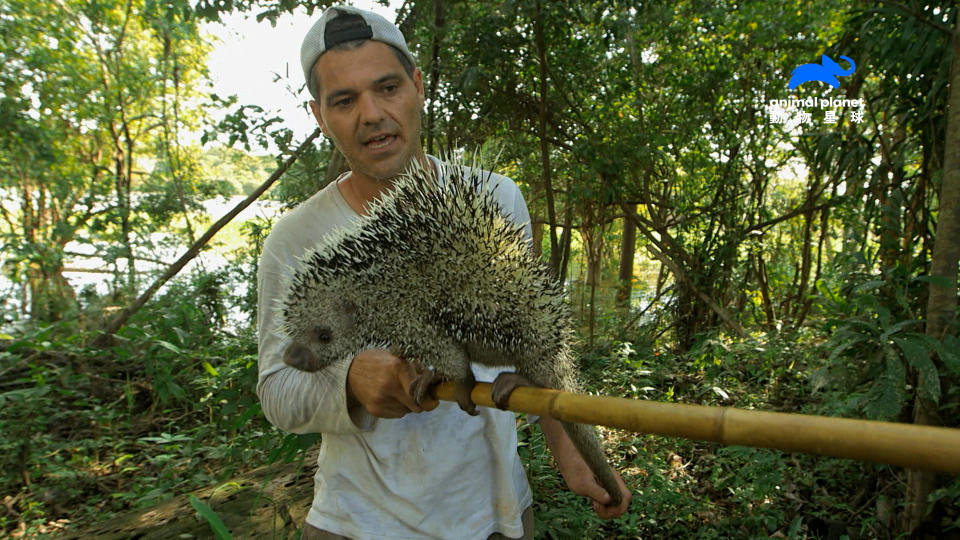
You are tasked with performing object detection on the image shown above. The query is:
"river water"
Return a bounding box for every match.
[1,196,286,327]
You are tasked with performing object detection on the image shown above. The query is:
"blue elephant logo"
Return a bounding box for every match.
[788,55,856,89]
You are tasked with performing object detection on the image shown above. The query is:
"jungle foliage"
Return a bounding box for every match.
[1,0,959,538]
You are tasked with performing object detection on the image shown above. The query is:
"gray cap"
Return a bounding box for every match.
[300,5,415,95]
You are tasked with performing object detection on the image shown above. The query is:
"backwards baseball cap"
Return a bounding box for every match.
[300,5,416,96]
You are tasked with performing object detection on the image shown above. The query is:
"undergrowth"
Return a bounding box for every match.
[1,276,958,538]
[0,271,305,538]
[524,303,960,539]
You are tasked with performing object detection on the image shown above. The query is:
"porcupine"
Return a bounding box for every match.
[276,156,623,507]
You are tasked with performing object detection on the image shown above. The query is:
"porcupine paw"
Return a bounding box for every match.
[491,372,535,410]
[409,369,443,407]
[453,380,479,416]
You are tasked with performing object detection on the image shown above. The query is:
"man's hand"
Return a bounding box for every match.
[539,415,632,518]
[346,349,439,418]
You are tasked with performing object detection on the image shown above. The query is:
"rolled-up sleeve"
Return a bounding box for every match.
[256,225,372,435]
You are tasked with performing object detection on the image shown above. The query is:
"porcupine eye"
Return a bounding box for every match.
[314,326,332,344]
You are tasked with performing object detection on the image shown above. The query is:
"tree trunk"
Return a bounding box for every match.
[791,204,815,323]
[113,142,135,293]
[558,206,573,285]
[796,203,832,328]
[533,0,560,275]
[906,14,960,534]
[616,206,637,307]
[583,225,604,347]
[425,0,444,156]
[757,254,775,328]
[531,215,543,258]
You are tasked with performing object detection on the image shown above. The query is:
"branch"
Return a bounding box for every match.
[434,382,960,473]
[92,128,322,344]
[746,200,839,233]
[874,1,953,37]
[621,202,748,338]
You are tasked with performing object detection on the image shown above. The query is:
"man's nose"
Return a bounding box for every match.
[357,92,385,124]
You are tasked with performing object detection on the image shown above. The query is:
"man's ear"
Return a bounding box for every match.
[310,100,330,137]
[412,68,425,107]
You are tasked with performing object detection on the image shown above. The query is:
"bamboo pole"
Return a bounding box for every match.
[434,382,960,473]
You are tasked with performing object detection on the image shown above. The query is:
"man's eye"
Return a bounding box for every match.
[382,84,398,93]
[334,98,352,108]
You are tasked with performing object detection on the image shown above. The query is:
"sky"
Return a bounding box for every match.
[203,1,399,152]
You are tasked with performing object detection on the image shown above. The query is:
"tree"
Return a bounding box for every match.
[914,3,960,533]
[0,2,113,320]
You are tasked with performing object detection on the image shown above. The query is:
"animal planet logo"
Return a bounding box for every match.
[763,54,864,126]
[788,55,856,89]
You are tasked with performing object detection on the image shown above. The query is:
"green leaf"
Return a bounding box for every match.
[879,319,921,340]
[913,275,953,288]
[202,361,219,377]
[892,336,940,404]
[788,516,804,539]
[940,336,960,375]
[851,280,884,293]
[189,494,232,540]
[918,334,960,376]
[155,340,182,354]
[865,348,905,420]
[227,402,262,431]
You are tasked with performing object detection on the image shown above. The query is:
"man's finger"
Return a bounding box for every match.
[586,484,612,507]
[396,392,423,413]
[592,472,631,519]
[367,399,413,418]
[419,396,440,411]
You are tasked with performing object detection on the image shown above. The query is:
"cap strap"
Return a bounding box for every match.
[325,17,373,48]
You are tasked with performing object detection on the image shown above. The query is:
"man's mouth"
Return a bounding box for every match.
[364,134,395,149]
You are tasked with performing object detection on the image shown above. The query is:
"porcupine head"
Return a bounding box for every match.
[279,271,366,373]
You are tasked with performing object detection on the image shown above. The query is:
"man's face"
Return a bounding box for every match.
[309,41,425,182]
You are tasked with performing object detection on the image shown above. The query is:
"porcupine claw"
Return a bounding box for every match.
[491,372,535,410]
[453,370,478,416]
[408,369,479,415]
[409,368,443,407]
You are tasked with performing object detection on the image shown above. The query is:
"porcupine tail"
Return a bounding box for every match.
[560,421,623,507]
[552,347,622,507]
[532,345,622,507]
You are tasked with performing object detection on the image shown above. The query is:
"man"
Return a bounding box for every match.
[256,6,631,539]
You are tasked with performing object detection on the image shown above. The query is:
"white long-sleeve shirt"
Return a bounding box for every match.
[256,156,534,539]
